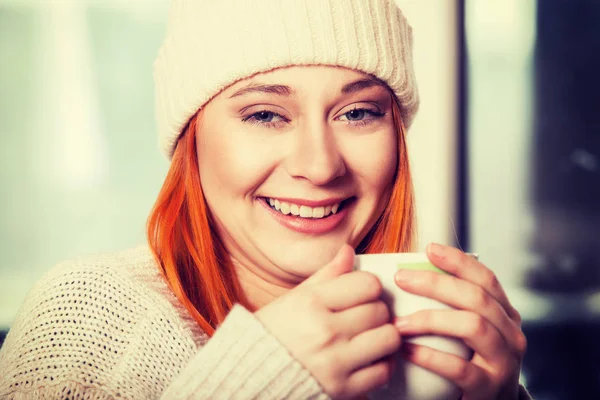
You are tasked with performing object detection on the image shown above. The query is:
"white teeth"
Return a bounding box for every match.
[312,206,325,218]
[266,198,343,219]
[299,206,312,218]
[290,204,300,216]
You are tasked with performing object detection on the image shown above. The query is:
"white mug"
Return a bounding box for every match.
[354,253,475,400]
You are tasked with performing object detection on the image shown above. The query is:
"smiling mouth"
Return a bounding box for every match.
[261,197,350,219]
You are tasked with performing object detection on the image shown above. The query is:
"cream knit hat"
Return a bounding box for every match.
[154,0,419,159]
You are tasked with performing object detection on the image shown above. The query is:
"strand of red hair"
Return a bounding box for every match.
[147,97,415,335]
[147,114,250,336]
[358,98,416,253]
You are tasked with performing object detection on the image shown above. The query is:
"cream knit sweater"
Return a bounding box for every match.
[0,246,328,399]
[0,247,533,400]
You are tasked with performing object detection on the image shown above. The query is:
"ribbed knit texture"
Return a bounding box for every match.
[154,0,419,158]
[0,247,328,399]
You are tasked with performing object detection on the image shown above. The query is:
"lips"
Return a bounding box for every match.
[259,197,353,234]
[266,197,341,219]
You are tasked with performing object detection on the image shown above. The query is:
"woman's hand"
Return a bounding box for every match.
[393,243,527,400]
[255,245,400,400]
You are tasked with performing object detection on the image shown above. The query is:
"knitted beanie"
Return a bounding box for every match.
[154,0,419,159]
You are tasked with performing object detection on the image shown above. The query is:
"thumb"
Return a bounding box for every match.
[299,244,356,288]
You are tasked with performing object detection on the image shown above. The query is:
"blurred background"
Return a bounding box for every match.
[1,0,598,398]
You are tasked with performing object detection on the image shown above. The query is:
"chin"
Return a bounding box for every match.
[266,239,348,278]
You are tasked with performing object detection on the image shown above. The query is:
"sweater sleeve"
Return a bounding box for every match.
[0,254,330,400]
[160,304,330,400]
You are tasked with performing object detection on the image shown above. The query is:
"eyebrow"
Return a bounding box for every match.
[229,84,295,98]
[341,78,387,94]
[229,77,387,99]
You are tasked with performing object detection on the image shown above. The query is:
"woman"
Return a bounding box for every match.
[0,0,530,399]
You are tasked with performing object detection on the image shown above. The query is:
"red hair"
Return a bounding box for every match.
[147,97,415,336]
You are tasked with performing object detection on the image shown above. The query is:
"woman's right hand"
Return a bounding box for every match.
[254,245,400,399]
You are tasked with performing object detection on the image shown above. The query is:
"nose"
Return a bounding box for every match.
[284,121,347,185]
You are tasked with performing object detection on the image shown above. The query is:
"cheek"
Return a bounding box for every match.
[197,124,277,199]
[346,129,398,192]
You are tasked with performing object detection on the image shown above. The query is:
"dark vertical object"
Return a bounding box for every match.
[527,0,600,294]
[522,0,600,399]
[456,0,470,251]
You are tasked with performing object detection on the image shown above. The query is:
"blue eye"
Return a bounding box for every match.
[345,109,367,121]
[243,110,288,128]
[339,108,385,126]
[254,111,276,122]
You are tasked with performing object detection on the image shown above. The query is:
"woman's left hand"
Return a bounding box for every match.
[394,243,527,400]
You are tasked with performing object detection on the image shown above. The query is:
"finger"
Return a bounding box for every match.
[394,270,525,356]
[299,244,355,288]
[426,243,521,324]
[344,324,401,370]
[345,359,394,398]
[314,271,383,311]
[335,300,390,337]
[395,309,507,361]
[400,343,493,398]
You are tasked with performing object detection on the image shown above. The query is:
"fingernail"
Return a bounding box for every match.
[395,269,416,283]
[394,317,409,331]
[428,242,444,257]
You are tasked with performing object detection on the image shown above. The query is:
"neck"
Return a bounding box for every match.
[231,256,295,310]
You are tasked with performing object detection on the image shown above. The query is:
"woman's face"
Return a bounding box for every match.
[197,66,398,284]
